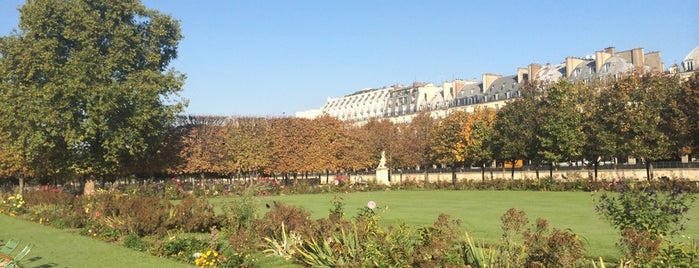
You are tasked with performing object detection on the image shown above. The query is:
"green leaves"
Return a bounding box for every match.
[0,0,185,181]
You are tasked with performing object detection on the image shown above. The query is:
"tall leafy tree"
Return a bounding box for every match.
[462,107,496,181]
[0,0,185,190]
[535,80,584,177]
[173,116,228,178]
[430,110,468,182]
[224,117,272,180]
[396,112,433,169]
[579,80,613,179]
[361,118,398,169]
[625,72,681,179]
[679,72,699,158]
[493,87,539,179]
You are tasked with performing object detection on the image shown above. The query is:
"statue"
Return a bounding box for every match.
[378,151,386,168]
[376,150,389,185]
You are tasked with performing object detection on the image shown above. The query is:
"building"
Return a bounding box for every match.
[298,46,666,124]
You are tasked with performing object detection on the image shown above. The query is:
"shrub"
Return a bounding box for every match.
[595,179,696,264]
[123,233,150,252]
[496,208,585,267]
[220,188,258,232]
[168,196,218,233]
[523,218,585,267]
[164,237,209,263]
[0,193,25,216]
[411,214,469,267]
[595,180,696,236]
[255,202,316,242]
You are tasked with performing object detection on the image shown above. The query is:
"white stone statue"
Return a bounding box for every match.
[378,150,386,169]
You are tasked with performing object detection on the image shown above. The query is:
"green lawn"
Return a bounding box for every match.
[239,190,699,261]
[0,215,189,268]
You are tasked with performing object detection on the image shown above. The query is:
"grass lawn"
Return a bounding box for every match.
[214,190,699,261]
[0,215,189,268]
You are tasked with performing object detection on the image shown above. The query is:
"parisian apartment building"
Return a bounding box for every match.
[296,46,699,124]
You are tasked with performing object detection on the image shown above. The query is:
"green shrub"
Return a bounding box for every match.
[651,240,699,268]
[595,180,696,236]
[164,237,209,263]
[595,180,696,264]
[123,233,150,252]
[220,188,258,232]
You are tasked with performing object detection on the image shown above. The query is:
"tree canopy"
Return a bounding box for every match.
[0,0,185,185]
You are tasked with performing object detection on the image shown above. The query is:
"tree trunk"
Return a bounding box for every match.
[451,166,456,186]
[481,164,486,183]
[549,163,554,179]
[594,162,599,181]
[424,164,429,183]
[18,177,25,195]
[511,162,515,180]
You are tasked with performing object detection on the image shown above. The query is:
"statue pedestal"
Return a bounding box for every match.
[376,167,390,185]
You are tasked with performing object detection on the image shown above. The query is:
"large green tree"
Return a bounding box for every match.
[0,0,185,190]
[679,72,699,157]
[535,80,584,177]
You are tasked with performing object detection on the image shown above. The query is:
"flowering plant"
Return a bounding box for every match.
[194,249,222,267]
[0,194,25,216]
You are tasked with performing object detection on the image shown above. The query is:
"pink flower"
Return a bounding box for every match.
[367,201,377,210]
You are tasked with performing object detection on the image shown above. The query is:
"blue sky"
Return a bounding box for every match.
[1,1,698,117]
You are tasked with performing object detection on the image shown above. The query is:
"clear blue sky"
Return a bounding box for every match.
[1,1,698,117]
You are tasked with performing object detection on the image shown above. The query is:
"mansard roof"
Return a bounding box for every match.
[568,60,596,81]
[535,63,566,82]
[487,75,518,93]
[682,46,699,72]
[597,56,635,78]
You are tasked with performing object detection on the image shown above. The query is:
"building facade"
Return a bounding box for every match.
[297,46,673,124]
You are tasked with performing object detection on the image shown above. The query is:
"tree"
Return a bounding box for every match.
[362,118,398,169]
[579,79,618,180]
[174,116,228,179]
[430,110,469,183]
[535,80,584,177]
[679,72,699,158]
[224,117,272,181]
[494,96,538,179]
[395,112,433,181]
[617,72,678,180]
[0,0,185,192]
[462,107,496,181]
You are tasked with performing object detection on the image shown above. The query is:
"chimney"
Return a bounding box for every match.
[595,50,612,74]
[453,80,466,97]
[604,46,616,55]
[528,63,542,81]
[482,73,502,93]
[631,47,644,67]
[565,57,585,78]
[517,67,528,83]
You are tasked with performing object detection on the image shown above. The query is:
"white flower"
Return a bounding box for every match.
[367,201,377,210]
[193,252,201,258]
